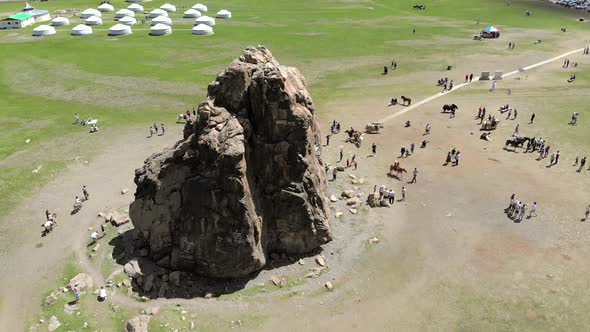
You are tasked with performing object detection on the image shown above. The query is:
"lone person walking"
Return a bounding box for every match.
[372,143,377,155]
[82,185,89,201]
[332,167,337,181]
[410,168,418,183]
[530,113,535,124]
[401,186,406,201]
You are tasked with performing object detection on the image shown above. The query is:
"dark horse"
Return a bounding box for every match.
[401,96,412,106]
[505,137,530,151]
[442,104,458,113]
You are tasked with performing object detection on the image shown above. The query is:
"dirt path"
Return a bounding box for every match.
[377,47,585,124]
[0,127,182,331]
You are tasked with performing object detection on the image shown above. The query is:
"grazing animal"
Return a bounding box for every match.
[401,96,412,106]
[505,137,530,150]
[442,104,458,113]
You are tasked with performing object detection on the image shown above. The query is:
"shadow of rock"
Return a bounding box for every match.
[109,229,322,299]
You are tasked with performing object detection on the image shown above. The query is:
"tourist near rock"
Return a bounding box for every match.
[130,46,332,278]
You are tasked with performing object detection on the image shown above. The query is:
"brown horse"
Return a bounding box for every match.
[389,164,408,178]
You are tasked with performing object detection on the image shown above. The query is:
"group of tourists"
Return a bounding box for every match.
[330,120,342,134]
[506,193,537,222]
[464,73,475,83]
[400,143,416,158]
[584,46,590,55]
[148,123,166,137]
[562,58,577,68]
[378,184,397,205]
[444,148,461,166]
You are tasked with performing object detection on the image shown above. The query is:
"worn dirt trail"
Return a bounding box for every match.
[0,127,181,331]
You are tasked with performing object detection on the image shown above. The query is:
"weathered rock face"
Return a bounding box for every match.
[130,46,332,278]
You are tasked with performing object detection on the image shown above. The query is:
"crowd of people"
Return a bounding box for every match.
[506,193,537,222]
[148,123,166,138]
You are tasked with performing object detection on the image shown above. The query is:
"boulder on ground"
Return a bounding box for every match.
[168,271,180,287]
[126,315,150,332]
[335,212,344,218]
[325,281,334,291]
[341,190,355,198]
[329,195,338,202]
[124,259,142,278]
[315,255,326,267]
[48,316,61,332]
[346,197,361,206]
[121,188,129,195]
[69,273,94,291]
[129,46,332,279]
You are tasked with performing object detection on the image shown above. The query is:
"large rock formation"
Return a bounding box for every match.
[130,46,332,278]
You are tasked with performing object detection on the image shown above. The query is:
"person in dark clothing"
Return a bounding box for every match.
[530,113,535,124]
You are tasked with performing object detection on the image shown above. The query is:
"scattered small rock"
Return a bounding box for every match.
[349,208,358,214]
[121,188,129,195]
[298,258,305,265]
[348,174,357,179]
[315,255,326,267]
[204,292,215,299]
[169,271,180,287]
[270,276,282,286]
[346,197,361,206]
[335,212,344,218]
[368,237,380,244]
[325,281,334,291]
[341,190,355,199]
[329,195,338,202]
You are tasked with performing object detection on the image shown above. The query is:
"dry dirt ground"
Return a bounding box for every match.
[3,39,590,331]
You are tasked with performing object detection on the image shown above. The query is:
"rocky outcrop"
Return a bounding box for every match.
[130,46,332,279]
[126,315,150,332]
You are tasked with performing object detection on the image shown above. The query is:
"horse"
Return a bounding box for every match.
[442,104,458,113]
[365,122,383,134]
[389,164,407,178]
[401,96,412,106]
[42,220,55,237]
[505,137,530,150]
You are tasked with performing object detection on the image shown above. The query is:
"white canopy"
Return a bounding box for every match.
[115,9,135,18]
[97,3,115,12]
[183,8,201,18]
[51,17,70,26]
[32,25,56,36]
[151,16,172,26]
[160,3,176,12]
[109,23,132,35]
[216,9,231,19]
[150,23,172,36]
[80,8,102,19]
[85,16,103,25]
[127,4,144,12]
[192,23,213,35]
[192,3,207,12]
[195,15,215,26]
[72,24,93,35]
[149,9,168,18]
[119,16,137,25]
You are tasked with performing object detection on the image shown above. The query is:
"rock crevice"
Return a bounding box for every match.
[130,46,332,278]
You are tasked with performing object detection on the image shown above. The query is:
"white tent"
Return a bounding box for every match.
[183,8,201,18]
[119,16,137,25]
[192,3,207,12]
[85,16,103,25]
[195,15,215,26]
[115,9,135,18]
[71,24,93,35]
[160,3,177,12]
[32,25,56,36]
[51,17,70,26]
[216,9,231,19]
[127,4,144,12]
[192,23,213,35]
[151,16,172,26]
[109,23,132,36]
[149,9,168,18]
[80,8,102,19]
[150,23,172,36]
[98,3,115,12]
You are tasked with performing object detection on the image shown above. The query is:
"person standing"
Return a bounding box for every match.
[410,143,415,155]
[339,149,343,162]
[449,80,454,90]
[73,284,80,304]
[372,143,377,155]
[519,204,527,221]
[153,123,159,134]
[161,123,165,135]
[90,231,99,244]
[491,81,496,91]
[326,135,330,146]
[401,186,406,201]
[411,168,418,183]
[549,153,555,166]
[530,113,535,124]
[514,124,519,135]
[393,61,397,70]
[585,205,590,221]
[529,202,537,218]
[555,151,560,165]
[401,146,406,157]
[412,27,416,34]
[332,167,337,181]
[469,73,474,82]
[513,109,518,120]
[149,126,154,138]
[389,189,395,204]
[455,151,461,165]
[578,156,586,172]
[425,123,431,135]
[82,185,89,201]
[74,113,80,124]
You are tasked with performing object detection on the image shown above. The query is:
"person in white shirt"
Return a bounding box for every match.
[98,286,107,302]
[90,231,99,243]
